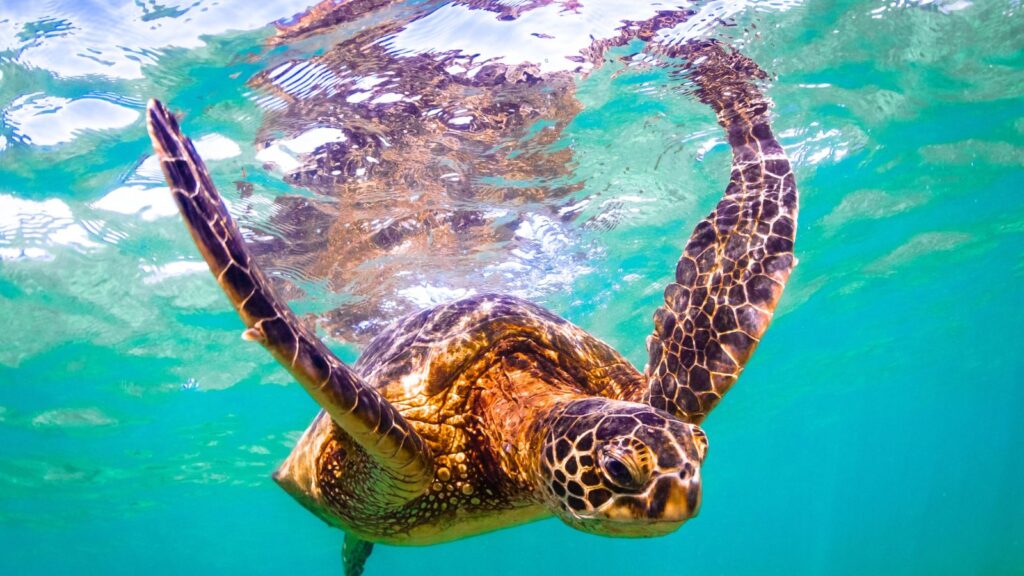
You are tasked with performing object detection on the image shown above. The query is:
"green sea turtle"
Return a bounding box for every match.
[146,18,797,576]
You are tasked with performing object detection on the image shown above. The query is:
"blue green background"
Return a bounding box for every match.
[1,0,1022,574]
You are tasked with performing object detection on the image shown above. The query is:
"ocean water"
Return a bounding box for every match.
[1,0,1022,574]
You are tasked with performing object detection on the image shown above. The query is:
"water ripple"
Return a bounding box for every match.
[1,0,319,79]
[4,93,138,146]
[0,194,98,261]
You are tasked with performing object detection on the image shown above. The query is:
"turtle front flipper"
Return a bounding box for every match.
[146,99,432,503]
[642,42,799,423]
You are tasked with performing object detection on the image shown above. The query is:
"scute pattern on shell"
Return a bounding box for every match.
[355,294,644,402]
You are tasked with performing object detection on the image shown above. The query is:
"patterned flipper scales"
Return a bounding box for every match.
[146,99,432,503]
[644,43,799,423]
[342,533,373,576]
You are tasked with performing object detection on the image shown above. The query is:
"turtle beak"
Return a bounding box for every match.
[657,471,701,522]
[685,474,702,517]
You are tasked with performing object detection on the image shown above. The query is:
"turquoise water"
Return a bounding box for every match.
[2,0,1023,574]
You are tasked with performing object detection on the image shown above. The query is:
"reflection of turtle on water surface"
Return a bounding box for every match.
[248,1,594,340]
[247,0,775,341]
[147,2,798,574]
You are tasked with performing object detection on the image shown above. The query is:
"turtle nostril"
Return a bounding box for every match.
[679,462,694,480]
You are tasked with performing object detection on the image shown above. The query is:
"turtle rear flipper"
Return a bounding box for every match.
[342,533,373,576]
[146,99,432,503]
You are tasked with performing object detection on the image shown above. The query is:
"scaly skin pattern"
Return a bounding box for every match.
[145,15,798,575]
[641,44,799,423]
[147,102,433,505]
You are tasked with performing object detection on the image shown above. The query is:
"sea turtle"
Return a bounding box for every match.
[146,23,797,576]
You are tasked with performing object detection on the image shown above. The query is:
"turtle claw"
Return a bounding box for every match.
[241,326,266,343]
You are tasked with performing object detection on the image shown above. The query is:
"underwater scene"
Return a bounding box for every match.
[1,0,1022,574]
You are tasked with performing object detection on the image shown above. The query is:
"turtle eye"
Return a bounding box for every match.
[599,452,646,492]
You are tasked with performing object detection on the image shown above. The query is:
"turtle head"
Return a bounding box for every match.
[536,398,707,537]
